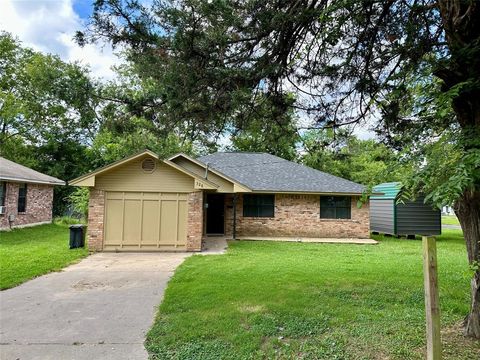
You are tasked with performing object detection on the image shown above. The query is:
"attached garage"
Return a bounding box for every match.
[103,191,188,251]
[69,150,217,252]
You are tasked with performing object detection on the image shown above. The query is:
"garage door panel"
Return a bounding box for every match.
[161,193,181,201]
[160,200,177,244]
[124,192,142,200]
[106,192,123,200]
[105,199,123,245]
[142,200,160,245]
[123,199,142,245]
[104,191,188,251]
[143,192,159,201]
[177,200,187,246]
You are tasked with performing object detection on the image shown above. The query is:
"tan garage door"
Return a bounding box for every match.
[103,192,188,251]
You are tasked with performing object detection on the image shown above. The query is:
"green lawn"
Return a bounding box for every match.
[146,230,478,359]
[442,215,460,225]
[0,223,88,290]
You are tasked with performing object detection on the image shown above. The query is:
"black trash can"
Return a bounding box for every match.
[69,224,85,249]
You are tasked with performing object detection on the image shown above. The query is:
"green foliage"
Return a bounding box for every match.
[400,129,480,208]
[66,188,90,219]
[0,32,98,215]
[229,94,300,160]
[146,231,477,359]
[302,130,407,186]
[91,118,195,166]
[53,216,85,226]
[0,32,97,148]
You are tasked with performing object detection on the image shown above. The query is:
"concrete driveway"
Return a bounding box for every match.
[0,252,190,360]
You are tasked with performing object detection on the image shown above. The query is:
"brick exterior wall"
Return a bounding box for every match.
[224,193,369,238]
[0,182,54,230]
[87,188,105,251]
[85,189,368,251]
[186,191,203,251]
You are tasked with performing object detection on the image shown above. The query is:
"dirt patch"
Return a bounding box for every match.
[441,322,480,359]
[412,322,480,360]
[72,280,109,291]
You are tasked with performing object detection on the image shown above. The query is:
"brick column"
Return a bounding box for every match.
[186,191,203,251]
[87,189,105,251]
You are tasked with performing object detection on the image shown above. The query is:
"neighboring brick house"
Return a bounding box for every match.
[0,157,64,230]
[70,150,369,252]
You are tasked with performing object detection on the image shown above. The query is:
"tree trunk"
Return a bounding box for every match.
[437,0,480,338]
[455,190,480,338]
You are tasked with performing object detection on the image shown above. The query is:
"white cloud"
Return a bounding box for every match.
[0,0,120,80]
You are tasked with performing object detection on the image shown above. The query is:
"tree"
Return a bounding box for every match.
[229,94,300,160]
[0,32,98,148]
[90,117,196,167]
[80,0,480,337]
[0,32,98,215]
[302,131,406,187]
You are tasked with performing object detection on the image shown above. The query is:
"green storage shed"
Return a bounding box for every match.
[370,182,441,236]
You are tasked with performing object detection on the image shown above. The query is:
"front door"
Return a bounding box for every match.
[206,194,225,234]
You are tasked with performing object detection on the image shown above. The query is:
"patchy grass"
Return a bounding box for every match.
[146,229,478,359]
[0,223,88,290]
[442,215,460,226]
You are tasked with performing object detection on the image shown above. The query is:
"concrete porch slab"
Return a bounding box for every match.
[202,237,228,254]
[234,236,378,245]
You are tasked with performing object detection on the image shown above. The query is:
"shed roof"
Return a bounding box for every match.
[371,182,401,200]
[197,152,365,194]
[0,156,65,185]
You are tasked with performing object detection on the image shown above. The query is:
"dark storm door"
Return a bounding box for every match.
[206,194,225,234]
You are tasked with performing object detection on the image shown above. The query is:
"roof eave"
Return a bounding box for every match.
[69,149,159,186]
[169,153,253,192]
[249,190,365,196]
[0,176,65,186]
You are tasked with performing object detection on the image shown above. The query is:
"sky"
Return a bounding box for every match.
[0,0,120,79]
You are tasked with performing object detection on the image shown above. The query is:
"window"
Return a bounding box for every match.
[18,183,27,213]
[0,182,6,206]
[243,194,274,217]
[320,196,351,219]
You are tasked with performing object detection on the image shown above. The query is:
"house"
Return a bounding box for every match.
[70,150,370,252]
[370,182,441,237]
[0,157,65,230]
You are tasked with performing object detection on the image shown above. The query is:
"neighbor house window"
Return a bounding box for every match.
[0,182,6,207]
[243,194,275,217]
[320,196,351,219]
[18,183,27,213]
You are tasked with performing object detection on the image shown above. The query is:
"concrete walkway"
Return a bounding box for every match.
[0,252,190,360]
[236,236,378,245]
[202,237,228,254]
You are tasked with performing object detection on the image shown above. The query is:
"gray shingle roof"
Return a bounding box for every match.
[197,152,365,194]
[0,157,65,185]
